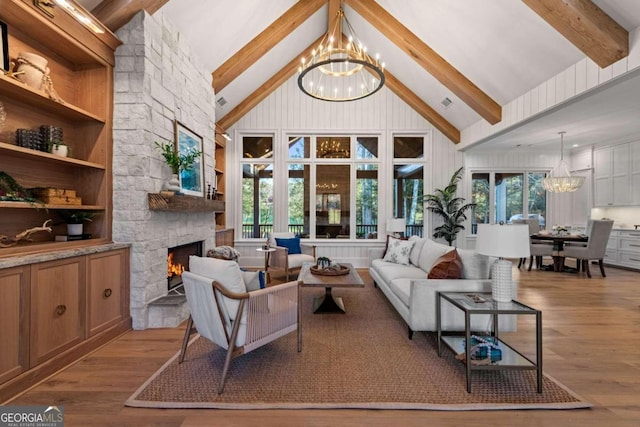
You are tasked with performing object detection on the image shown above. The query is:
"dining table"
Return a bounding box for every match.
[530,233,589,272]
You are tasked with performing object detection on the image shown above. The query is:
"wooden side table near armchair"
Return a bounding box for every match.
[268,232,316,281]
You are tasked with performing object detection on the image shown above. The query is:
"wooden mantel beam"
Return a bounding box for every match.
[345,0,502,125]
[217,36,324,131]
[212,0,325,94]
[91,0,169,32]
[522,0,628,69]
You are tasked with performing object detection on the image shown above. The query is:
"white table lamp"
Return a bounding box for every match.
[387,218,406,237]
[475,223,530,302]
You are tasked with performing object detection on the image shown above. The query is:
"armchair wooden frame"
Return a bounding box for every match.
[179,272,302,394]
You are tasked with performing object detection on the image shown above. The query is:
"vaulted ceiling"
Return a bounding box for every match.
[79,0,640,148]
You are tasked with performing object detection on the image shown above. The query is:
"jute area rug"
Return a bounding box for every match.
[126,280,590,410]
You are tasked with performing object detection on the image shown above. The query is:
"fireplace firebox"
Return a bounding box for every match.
[167,241,203,293]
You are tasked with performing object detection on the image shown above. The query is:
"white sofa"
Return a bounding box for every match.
[369,236,517,338]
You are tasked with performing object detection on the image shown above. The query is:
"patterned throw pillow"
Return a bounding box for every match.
[427,249,463,279]
[382,236,415,265]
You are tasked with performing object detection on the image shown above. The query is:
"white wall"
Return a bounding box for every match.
[225,76,464,268]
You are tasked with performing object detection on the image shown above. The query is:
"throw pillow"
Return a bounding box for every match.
[275,237,302,254]
[383,234,409,257]
[417,238,454,273]
[188,255,246,319]
[382,236,415,265]
[428,249,463,279]
[408,236,427,266]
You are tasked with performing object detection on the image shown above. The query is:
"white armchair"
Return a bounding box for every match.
[179,256,301,393]
[267,232,316,281]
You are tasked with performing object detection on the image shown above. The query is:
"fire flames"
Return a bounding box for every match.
[167,252,185,278]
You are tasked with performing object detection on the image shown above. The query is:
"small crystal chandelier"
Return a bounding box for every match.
[542,131,585,193]
[298,7,385,102]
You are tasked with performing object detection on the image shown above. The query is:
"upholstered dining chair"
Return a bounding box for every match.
[268,232,316,281]
[179,256,301,393]
[563,220,614,278]
[512,218,553,270]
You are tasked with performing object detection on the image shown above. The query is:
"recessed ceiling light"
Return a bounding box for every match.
[216,97,227,107]
[441,97,452,109]
[572,144,579,147]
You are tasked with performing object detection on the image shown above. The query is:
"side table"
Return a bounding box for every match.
[256,247,276,284]
[436,291,542,393]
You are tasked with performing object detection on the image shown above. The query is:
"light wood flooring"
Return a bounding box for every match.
[5,261,640,426]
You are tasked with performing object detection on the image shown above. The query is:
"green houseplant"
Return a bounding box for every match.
[155,141,201,193]
[423,167,476,246]
[58,210,95,236]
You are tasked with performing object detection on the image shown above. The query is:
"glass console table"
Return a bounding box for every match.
[436,291,542,393]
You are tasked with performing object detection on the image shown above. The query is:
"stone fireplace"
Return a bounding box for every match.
[111,11,218,329]
[167,241,203,293]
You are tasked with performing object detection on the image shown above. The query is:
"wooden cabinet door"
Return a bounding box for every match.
[86,249,129,337]
[0,267,29,385]
[30,258,85,366]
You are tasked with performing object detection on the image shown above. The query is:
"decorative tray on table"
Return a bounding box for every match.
[310,263,350,276]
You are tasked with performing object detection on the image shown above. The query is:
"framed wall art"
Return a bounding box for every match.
[0,21,9,72]
[174,120,204,197]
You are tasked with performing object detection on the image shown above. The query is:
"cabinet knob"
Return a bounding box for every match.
[55,304,67,316]
[103,288,113,298]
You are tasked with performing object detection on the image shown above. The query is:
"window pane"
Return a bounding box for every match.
[316,165,349,238]
[243,136,273,159]
[356,164,378,239]
[241,163,273,238]
[472,173,490,234]
[495,173,523,224]
[393,136,423,159]
[528,172,547,229]
[316,136,350,159]
[288,136,310,159]
[288,164,310,237]
[356,136,378,159]
[393,164,423,237]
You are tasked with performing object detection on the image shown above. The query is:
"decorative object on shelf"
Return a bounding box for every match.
[155,138,201,194]
[542,131,585,193]
[16,128,46,151]
[0,171,40,204]
[298,7,385,102]
[0,20,8,72]
[174,120,204,197]
[12,52,63,103]
[475,223,530,302]
[0,219,52,247]
[424,167,476,246]
[387,218,406,238]
[39,125,64,153]
[49,140,68,157]
[0,100,5,132]
[455,335,503,365]
[30,187,81,205]
[57,210,95,236]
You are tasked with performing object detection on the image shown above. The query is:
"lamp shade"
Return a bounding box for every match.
[475,224,530,259]
[387,218,406,233]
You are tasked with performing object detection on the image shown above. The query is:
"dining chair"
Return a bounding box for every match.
[512,218,553,270]
[179,256,301,393]
[563,220,614,278]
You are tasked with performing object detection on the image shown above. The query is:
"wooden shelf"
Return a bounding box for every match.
[147,193,225,212]
[0,74,106,123]
[0,202,104,210]
[0,142,106,169]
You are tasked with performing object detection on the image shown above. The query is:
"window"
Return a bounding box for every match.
[356,164,378,239]
[471,170,547,233]
[393,136,424,237]
[288,163,309,236]
[241,135,274,239]
[316,164,349,238]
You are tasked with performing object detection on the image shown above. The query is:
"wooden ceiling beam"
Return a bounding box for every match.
[345,0,502,125]
[91,0,169,32]
[522,0,628,68]
[213,0,326,94]
[217,36,325,131]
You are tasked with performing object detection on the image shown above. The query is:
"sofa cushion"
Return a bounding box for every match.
[457,248,494,279]
[188,256,246,320]
[408,236,427,266]
[388,278,412,307]
[371,259,427,284]
[417,238,454,273]
[275,237,302,254]
[428,249,463,279]
[383,236,415,265]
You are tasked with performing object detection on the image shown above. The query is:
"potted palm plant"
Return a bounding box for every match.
[58,210,95,236]
[423,167,476,246]
[154,141,201,193]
